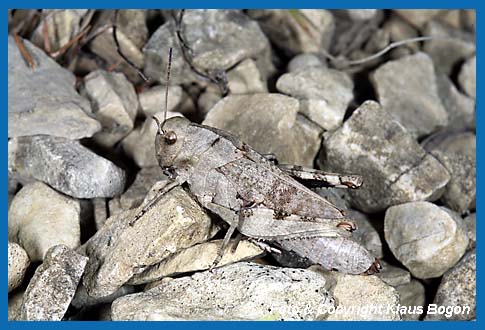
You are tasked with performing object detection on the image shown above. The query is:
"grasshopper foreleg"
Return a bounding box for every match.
[277,164,363,189]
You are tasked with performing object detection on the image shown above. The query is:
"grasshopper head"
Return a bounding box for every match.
[153,116,190,173]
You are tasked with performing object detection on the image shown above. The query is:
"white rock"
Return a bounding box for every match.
[8,242,30,292]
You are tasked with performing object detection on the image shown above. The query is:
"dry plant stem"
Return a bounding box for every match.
[14,33,35,69]
[50,25,91,59]
[42,14,51,53]
[112,10,149,83]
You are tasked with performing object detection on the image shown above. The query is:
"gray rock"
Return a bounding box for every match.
[276,67,353,131]
[20,245,88,321]
[8,289,24,320]
[346,9,378,21]
[89,10,147,83]
[31,10,90,51]
[436,73,475,132]
[458,55,476,99]
[384,202,469,279]
[423,21,476,75]
[8,242,30,292]
[463,213,476,249]
[83,70,138,147]
[138,85,183,117]
[120,167,165,210]
[8,136,126,198]
[347,210,384,259]
[375,261,411,287]
[426,249,476,320]
[71,284,135,309]
[395,280,426,320]
[122,111,184,167]
[204,94,323,167]
[112,262,334,320]
[383,15,420,52]
[8,35,100,139]
[316,269,401,320]
[371,52,448,138]
[82,180,213,298]
[288,53,326,72]
[93,198,108,231]
[144,10,273,85]
[247,10,334,56]
[8,182,81,262]
[394,9,442,29]
[129,239,264,285]
[321,100,450,213]
[227,58,268,94]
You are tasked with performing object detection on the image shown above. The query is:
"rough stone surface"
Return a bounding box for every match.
[423,21,476,75]
[394,9,442,29]
[129,239,264,285]
[346,210,383,259]
[288,53,326,72]
[83,70,138,147]
[112,262,334,320]
[144,10,273,85]
[383,15,419,52]
[8,182,81,262]
[395,280,426,320]
[8,289,24,320]
[8,242,30,292]
[20,245,88,321]
[371,52,448,138]
[463,213,476,249]
[82,180,213,298]
[71,284,135,309]
[376,261,411,287]
[122,111,184,167]
[119,166,165,210]
[458,55,476,99]
[316,269,401,320]
[426,249,476,320]
[347,10,378,21]
[227,58,268,94]
[247,10,334,56]
[8,35,100,139]
[204,94,323,167]
[384,202,469,279]
[436,73,475,132]
[276,67,353,131]
[138,85,183,117]
[321,101,450,213]
[8,136,126,198]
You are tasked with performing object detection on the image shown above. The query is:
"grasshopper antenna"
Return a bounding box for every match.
[163,47,173,127]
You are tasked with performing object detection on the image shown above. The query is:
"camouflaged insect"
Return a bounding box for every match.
[129,115,381,275]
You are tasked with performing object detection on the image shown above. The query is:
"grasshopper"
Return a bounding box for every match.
[126,46,380,275]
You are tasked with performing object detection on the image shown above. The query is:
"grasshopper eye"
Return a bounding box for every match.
[164,131,177,145]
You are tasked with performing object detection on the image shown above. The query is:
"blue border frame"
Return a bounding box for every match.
[3,0,480,328]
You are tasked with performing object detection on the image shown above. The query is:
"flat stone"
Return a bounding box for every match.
[144,10,272,85]
[463,213,476,249]
[112,262,334,320]
[384,202,469,279]
[426,249,476,320]
[8,136,126,198]
[138,85,183,117]
[8,182,81,262]
[129,239,264,285]
[395,280,426,320]
[247,10,334,56]
[394,10,442,29]
[20,245,88,321]
[8,242,30,292]
[83,70,138,147]
[203,94,323,167]
[375,260,411,287]
[89,10,146,83]
[227,58,268,94]
[122,111,184,167]
[288,53,326,72]
[321,100,450,212]
[436,73,475,132]
[8,35,100,139]
[458,55,476,99]
[82,180,213,298]
[371,52,448,138]
[31,10,90,51]
[277,67,353,131]
[316,269,401,320]
[120,166,165,210]
[423,21,476,75]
